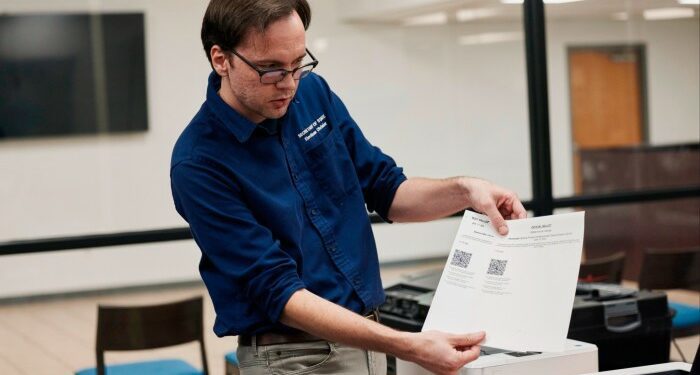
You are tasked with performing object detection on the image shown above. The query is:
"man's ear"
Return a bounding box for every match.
[211,45,229,77]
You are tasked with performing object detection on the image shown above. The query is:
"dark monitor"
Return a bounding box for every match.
[0,13,148,139]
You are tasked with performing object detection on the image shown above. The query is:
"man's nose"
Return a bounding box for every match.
[276,72,296,90]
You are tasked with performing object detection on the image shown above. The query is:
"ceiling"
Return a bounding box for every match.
[338,0,700,25]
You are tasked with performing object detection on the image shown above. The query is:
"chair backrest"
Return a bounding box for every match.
[578,251,626,284]
[638,247,700,291]
[95,296,208,375]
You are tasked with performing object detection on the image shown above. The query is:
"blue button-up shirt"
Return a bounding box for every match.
[170,72,407,336]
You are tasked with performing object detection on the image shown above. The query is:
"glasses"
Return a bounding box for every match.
[228,48,319,84]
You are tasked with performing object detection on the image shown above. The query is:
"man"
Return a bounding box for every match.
[171,1,527,374]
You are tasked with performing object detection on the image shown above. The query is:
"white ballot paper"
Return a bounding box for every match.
[422,211,585,352]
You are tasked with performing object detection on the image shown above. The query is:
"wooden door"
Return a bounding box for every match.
[568,46,646,193]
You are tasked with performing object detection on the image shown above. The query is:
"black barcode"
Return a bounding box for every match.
[450,249,473,269]
[487,259,508,276]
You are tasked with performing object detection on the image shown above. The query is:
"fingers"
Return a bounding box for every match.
[509,195,527,219]
[468,180,525,234]
[456,344,481,364]
[484,204,508,235]
[496,192,527,221]
[450,334,483,372]
[449,331,486,347]
[412,331,484,375]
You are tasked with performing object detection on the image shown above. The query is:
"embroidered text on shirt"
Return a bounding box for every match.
[297,114,327,142]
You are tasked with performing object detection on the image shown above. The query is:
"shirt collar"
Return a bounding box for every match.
[205,71,257,143]
[258,118,279,135]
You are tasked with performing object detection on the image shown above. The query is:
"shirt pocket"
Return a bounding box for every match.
[303,127,357,204]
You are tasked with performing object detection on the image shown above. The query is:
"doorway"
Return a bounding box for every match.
[567,45,648,194]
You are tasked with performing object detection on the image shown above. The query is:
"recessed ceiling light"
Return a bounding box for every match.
[456,8,499,22]
[458,32,523,46]
[402,12,448,26]
[677,0,700,5]
[643,7,696,20]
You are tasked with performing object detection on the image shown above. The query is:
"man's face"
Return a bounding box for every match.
[218,11,307,124]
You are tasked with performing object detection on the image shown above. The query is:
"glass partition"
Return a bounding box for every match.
[556,197,700,281]
[545,0,700,198]
[312,0,532,200]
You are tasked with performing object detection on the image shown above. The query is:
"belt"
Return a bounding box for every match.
[238,310,379,347]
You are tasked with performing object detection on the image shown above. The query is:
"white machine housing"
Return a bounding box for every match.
[582,362,692,375]
[397,339,598,375]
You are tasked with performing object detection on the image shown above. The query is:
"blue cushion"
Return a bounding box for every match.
[669,301,700,329]
[225,351,239,365]
[75,359,202,375]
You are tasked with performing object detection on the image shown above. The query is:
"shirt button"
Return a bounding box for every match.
[310,208,319,216]
[328,245,336,252]
[291,173,298,181]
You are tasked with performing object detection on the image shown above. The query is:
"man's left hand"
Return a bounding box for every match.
[460,177,527,235]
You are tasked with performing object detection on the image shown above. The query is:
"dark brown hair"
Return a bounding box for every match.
[201,0,311,66]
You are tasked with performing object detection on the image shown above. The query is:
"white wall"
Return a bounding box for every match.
[0,0,212,298]
[0,0,210,242]
[0,0,698,298]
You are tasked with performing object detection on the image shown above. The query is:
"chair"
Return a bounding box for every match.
[75,296,209,375]
[638,247,700,363]
[578,251,626,284]
[224,351,240,375]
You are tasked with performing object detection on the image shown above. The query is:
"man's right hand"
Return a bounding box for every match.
[281,290,484,375]
[399,330,485,375]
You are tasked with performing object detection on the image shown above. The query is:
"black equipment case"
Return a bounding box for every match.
[570,283,672,370]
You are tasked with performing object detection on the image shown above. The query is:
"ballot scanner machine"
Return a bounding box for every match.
[380,270,601,374]
[396,339,598,375]
[381,271,598,374]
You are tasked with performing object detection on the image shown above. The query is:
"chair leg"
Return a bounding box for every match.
[225,359,240,375]
[671,338,687,363]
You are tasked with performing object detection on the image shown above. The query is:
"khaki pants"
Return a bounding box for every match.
[237,339,387,375]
